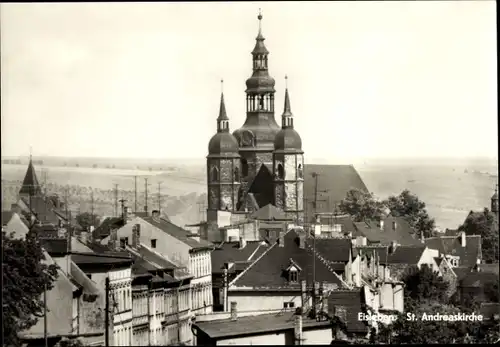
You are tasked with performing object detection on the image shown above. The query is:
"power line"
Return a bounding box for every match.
[113,184,119,217]
[144,178,149,213]
[157,181,162,214]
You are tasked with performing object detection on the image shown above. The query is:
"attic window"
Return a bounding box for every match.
[289,269,298,282]
[120,237,129,249]
[151,239,157,249]
[283,301,295,309]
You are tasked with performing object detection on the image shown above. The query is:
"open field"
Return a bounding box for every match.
[1,158,497,230]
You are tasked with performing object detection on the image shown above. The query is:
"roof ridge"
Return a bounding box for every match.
[229,241,278,287]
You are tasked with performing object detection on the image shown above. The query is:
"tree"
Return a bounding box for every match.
[401,264,449,309]
[2,229,59,346]
[338,188,387,222]
[383,189,436,238]
[76,212,101,232]
[459,208,499,263]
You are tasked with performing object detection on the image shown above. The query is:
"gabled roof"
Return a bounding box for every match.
[211,241,268,275]
[19,159,42,196]
[353,216,421,246]
[69,261,101,296]
[452,266,472,280]
[231,230,348,289]
[141,216,213,250]
[303,164,369,220]
[385,246,426,265]
[92,217,124,240]
[250,204,291,221]
[424,234,481,267]
[327,289,369,333]
[19,196,68,225]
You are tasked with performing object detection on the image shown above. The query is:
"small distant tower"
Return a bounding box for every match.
[19,154,42,198]
[206,81,241,224]
[272,76,304,223]
[491,184,499,220]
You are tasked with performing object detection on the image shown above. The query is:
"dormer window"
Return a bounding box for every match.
[285,258,302,283]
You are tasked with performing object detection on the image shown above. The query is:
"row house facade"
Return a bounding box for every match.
[103,209,214,318]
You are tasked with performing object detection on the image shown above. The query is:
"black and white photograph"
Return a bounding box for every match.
[1,1,498,346]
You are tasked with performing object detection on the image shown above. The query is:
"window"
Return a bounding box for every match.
[210,167,219,182]
[298,164,303,179]
[289,269,298,283]
[241,158,249,176]
[234,167,240,182]
[283,301,295,309]
[120,237,129,249]
[277,164,284,179]
[151,239,157,248]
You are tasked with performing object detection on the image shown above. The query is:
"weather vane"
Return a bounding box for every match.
[285,75,288,89]
[221,79,224,93]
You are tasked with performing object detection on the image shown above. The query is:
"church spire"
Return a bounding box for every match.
[19,155,42,197]
[217,79,229,132]
[251,9,270,67]
[281,75,294,129]
[491,184,499,215]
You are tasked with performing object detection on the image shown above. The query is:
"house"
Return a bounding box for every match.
[351,216,422,246]
[19,249,105,346]
[72,251,134,346]
[424,231,482,268]
[193,302,334,345]
[223,229,353,313]
[458,271,499,305]
[211,240,269,311]
[106,209,214,316]
[127,243,193,346]
[327,289,372,340]
[312,213,356,238]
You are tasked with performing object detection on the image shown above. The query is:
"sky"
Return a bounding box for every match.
[1,1,497,163]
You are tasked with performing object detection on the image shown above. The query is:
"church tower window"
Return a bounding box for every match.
[234,167,240,182]
[211,167,219,182]
[277,164,284,179]
[241,159,249,177]
[298,164,303,179]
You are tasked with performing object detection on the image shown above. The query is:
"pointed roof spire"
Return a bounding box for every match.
[283,75,292,117]
[492,184,498,200]
[252,9,269,55]
[19,156,42,197]
[218,79,228,121]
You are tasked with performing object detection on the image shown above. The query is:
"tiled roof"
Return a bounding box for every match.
[303,165,369,220]
[452,266,472,280]
[385,246,426,265]
[353,245,388,260]
[194,311,330,339]
[72,252,132,266]
[480,303,500,320]
[128,245,178,270]
[352,216,421,246]
[92,217,124,240]
[460,271,498,288]
[21,250,74,338]
[141,216,213,250]
[20,196,68,225]
[71,236,95,253]
[424,235,481,267]
[250,204,291,221]
[327,289,368,333]
[40,238,69,255]
[476,263,499,275]
[231,230,347,289]
[211,241,268,275]
[18,159,42,196]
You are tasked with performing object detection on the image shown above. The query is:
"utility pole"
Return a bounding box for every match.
[44,282,48,347]
[113,184,119,217]
[144,178,149,213]
[105,277,110,347]
[90,190,95,230]
[134,175,138,213]
[157,181,162,214]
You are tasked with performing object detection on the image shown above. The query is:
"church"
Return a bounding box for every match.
[206,12,369,226]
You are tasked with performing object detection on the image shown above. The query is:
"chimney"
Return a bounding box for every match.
[460,231,466,247]
[298,234,306,249]
[238,237,247,249]
[151,210,160,221]
[392,221,397,230]
[300,280,307,310]
[378,219,384,230]
[132,224,141,248]
[123,206,129,222]
[294,314,303,345]
[389,241,398,254]
[278,231,285,247]
[230,301,237,321]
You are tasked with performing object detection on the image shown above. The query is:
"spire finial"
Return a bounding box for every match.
[258,9,263,34]
[221,79,224,94]
[285,75,288,89]
[29,146,32,161]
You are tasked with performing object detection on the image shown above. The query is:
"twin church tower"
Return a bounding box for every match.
[206,12,305,224]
